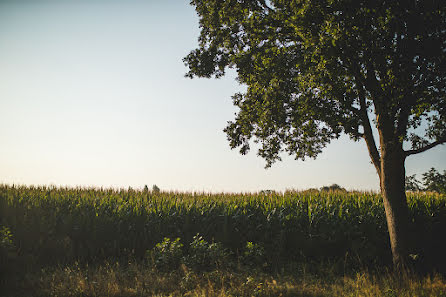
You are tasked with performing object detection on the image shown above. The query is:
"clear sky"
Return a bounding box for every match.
[0,0,445,192]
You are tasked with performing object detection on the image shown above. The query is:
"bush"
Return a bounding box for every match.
[146,237,183,271]
[242,242,266,267]
[184,234,229,271]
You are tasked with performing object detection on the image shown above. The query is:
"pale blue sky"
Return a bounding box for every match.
[0,0,444,192]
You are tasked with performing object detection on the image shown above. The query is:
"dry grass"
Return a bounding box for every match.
[2,261,445,297]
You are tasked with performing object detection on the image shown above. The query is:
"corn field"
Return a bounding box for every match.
[0,185,445,271]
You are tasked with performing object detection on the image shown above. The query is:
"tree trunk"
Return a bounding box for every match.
[379,140,410,271]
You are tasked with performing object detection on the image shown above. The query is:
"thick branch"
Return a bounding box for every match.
[405,137,446,157]
[352,65,382,176]
[360,95,382,176]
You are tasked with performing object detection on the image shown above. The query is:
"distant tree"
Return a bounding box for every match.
[320,184,346,192]
[185,0,446,269]
[259,189,274,195]
[152,184,160,194]
[405,175,422,192]
[422,168,446,194]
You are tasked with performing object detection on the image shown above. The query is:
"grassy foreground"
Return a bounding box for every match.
[3,261,446,297]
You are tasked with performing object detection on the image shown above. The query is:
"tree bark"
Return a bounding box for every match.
[379,136,410,271]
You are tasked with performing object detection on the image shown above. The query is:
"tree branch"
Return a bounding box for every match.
[354,71,382,176]
[405,137,446,157]
[360,97,382,176]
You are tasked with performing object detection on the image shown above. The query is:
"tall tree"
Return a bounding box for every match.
[184,0,446,269]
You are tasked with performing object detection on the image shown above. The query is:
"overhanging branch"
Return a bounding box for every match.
[405,137,446,157]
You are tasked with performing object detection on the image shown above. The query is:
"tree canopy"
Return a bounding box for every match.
[184,0,446,170]
[185,0,446,269]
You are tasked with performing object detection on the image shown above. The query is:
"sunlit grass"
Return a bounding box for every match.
[5,261,444,297]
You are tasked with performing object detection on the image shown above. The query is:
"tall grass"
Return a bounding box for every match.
[0,185,445,272]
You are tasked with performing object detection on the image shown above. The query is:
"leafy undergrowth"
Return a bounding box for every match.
[1,261,445,297]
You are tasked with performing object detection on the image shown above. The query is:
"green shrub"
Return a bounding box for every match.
[147,237,183,271]
[184,234,229,271]
[243,242,266,267]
